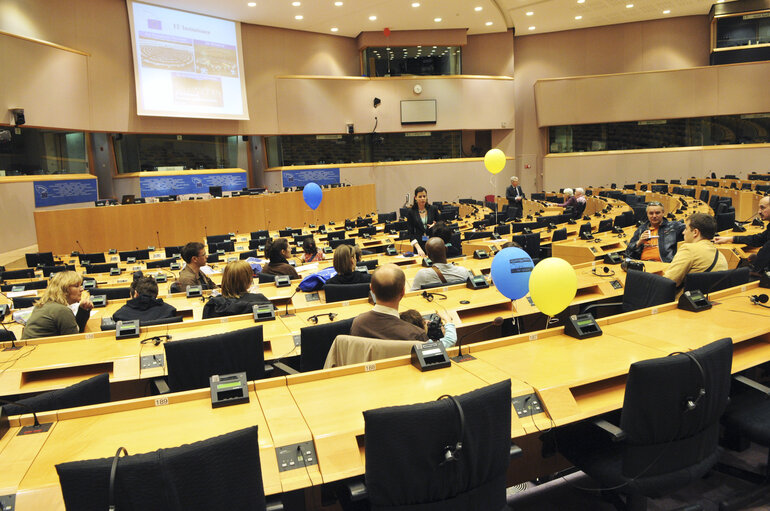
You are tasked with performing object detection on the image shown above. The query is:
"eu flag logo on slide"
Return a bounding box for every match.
[148,19,162,30]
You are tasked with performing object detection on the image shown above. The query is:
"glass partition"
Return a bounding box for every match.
[362,45,461,77]
[113,133,239,173]
[0,126,89,175]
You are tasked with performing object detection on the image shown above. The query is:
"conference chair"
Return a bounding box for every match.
[206,254,221,264]
[251,230,269,240]
[78,252,107,264]
[554,338,732,511]
[145,258,178,269]
[40,264,75,277]
[1,280,48,292]
[25,251,55,267]
[119,249,150,262]
[343,380,518,511]
[12,296,39,309]
[323,335,422,368]
[298,318,355,372]
[551,227,568,242]
[574,200,587,219]
[239,249,259,260]
[164,245,184,258]
[206,234,232,244]
[101,316,182,331]
[57,426,280,511]
[377,212,396,223]
[582,270,676,318]
[90,287,131,300]
[1,373,110,416]
[717,374,770,510]
[716,211,736,232]
[494,223,511,235]
[85,263,119,274]
[161,325,267,393]
[512,232,541,262]
[0,268,36,281]
[209,240,235,253]
[682,267,750,294]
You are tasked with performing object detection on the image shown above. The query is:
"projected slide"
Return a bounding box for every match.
[128,1,249,120]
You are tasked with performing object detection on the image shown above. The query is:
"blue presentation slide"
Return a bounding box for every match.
[34,179,98,207]
[282,168,341,188]
[140,172,247,197]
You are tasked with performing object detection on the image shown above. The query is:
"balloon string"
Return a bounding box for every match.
[544,316,551,330]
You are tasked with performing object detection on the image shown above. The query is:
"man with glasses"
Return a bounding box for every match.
[350,264,428,341]
[625,201,685,263]
[714,196,770,274]
[177,242,216,290]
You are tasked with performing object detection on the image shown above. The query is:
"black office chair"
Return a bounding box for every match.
[551,227,568,242]
[101,316,183,331]
[298,318,354,372]
[574,200,587,219]
[377,212,396,223]
[349,380,517,511]
[164,246,184,258]
[583,270,676,318]
[39,264,75,277]
[119,249,151,262]
[239,250,259,260]
[1,280,48,292]
[357,259,378,270]
[163,325,267,393]
[78,252,107,264]
[12,296,39,309]
[85,263,119,274]
[683,267,750,294]
[554,338,732,511]
[717,374,770,510]
[56,426,278,511]
[206,234,232,245]
[0,268,36,281]
[323,284,371,304]
[1,373,110,416]
[511,232,541,263]
[25,251,55,268]
[146,258,178,269]
[90,287,131,300]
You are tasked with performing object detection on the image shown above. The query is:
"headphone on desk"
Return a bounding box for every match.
[591,266,616,277]
[668,351,706,412]
[750,294,770,309]
[437,394,465,465]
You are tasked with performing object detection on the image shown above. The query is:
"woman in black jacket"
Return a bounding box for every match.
[325,245,371,285]
[203,260,270,319]
[405,186,440,257]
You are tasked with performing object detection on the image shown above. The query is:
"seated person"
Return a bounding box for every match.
[501,241,523,249]
[203,260,270,319]
[326,244,371,285]
[177,242,216,290]
[410,237,472,290]
[22,271,93,340]
[625,201,684,263]
[260,238,299,278]
[433,221,462,258]
[350,264,428,341]
[715,196,770,273]
[301,237,323,263]
[400,309,456,350]
[663,213,727,287]
[112,276,177,322]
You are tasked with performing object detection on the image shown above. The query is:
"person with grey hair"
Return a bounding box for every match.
[505,175,525,219]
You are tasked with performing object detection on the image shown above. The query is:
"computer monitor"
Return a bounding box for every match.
[208,186,222,198]
[121,195,135,205]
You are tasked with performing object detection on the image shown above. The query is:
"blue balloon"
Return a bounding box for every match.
[490,247,534,301]
[303,182,323,210]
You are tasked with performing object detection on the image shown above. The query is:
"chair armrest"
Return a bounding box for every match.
[152,377,170,395]
[592,418,627,442]
[510,443,523,459]
[272,361,299,375]
[265,498,284,511]
[347,479,368,502]
[733,375,770,397]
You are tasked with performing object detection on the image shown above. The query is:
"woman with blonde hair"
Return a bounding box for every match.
[203,260,270,319]
[22,271,93,339]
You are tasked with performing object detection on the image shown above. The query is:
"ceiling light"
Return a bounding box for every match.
[369,15,377,20]
[485,21,493,26]
[292,1,300,5]
[334,1,343,5]
[575,15,582,20]
[526,11,533,16]
[331,27,339,32]
[294,14,303,19]
[474,6,482,11]
[247,2,256,6]
[577,0,584,3]
[528,26,535,30]
[626,3,633,7]
[662,9,670,14]
[434,17,442,22]
[412,2,420,7]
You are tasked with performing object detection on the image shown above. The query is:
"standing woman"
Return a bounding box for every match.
[22,271,93,339]
[405,186,441,257]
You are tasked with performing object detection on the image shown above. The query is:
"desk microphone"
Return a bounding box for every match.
[452,316,504,363]
[156,231,161,249]
[0,320,19,350]
[736,212,758,225]
[204,225,208,241]
[284,286,300,317]
[76,240,85,254]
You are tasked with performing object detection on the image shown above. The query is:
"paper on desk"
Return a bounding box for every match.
[6,290,37,298]
[199,265,221,275]
[294,263,319,273]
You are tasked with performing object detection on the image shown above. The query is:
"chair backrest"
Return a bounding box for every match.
[239,250,259,260]
[323,335,422,368]
[621,270,677,312]
[164,246,184,258]
[619,338,732,478]
[85,263,119,274]
[574,200,587,218]
[257,273,278,284]
[12,296,39,309]
[165,325,265,392]
[551,227,568,242]
[56,426,267,511]
[40,265,75,277]
[78,252,106,264]
[715,211,735,232]
[0,268,36,281]
[1,280,48,292]
[146,258,177,269]
[250,230,269,240]
[119,249,150,262]
[378,212,397,223]
[90,287,131,300]
[324,283,371,304]
[2,373,110,416]
[683,267,750,294]
[511,232,541,260]
[330,238,355,249]
[363,380,512,511]
[299,318,355,372]
[25,251,55,268]
[206,234,232,244]
[209,240,235,254]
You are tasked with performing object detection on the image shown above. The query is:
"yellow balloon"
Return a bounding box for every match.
[529,258,577,317]
[484,148,506,175]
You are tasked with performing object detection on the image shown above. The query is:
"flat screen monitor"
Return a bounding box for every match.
[209,186,222,197]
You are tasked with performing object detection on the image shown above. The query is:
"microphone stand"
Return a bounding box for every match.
[451,316,504,363]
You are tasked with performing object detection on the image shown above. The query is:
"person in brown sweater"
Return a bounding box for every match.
[260,237,299,279]
[350,264,428,341]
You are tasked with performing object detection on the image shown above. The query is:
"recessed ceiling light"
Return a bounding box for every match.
[369,15,377,20]
[528,26,535,30]
[247,2,256,6]
[474,6,482,11]
[331,27,339,32]
[334,1,343,5]
[294,14,303,19]
[662,9,670,14]
[577,0,584,3]
[434,17,442,22]
[626,3,633,8]
[575,15,582,19]
[292,1,300,6]
[412,2,420,7]
[485,21,493,26]
[526,11,533,16]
